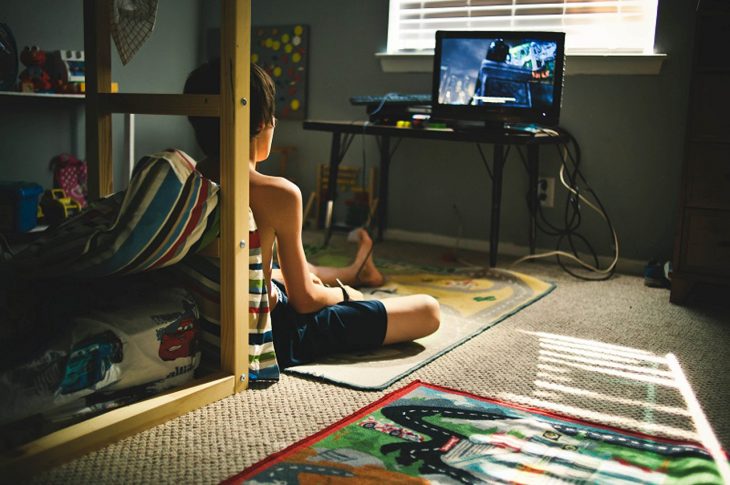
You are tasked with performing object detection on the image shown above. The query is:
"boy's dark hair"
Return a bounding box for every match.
[184,58,276,158]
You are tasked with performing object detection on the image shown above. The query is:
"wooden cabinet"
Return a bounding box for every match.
[671,1,730,303]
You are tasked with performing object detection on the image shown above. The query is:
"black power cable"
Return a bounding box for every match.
[554,128,617,280]
[511,127,617,281]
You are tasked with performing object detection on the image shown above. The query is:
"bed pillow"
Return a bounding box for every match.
[12,149,219,279]
[0,276,202,428]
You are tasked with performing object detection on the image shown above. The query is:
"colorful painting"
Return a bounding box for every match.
[252,25,309,120]
[224,381,727,484]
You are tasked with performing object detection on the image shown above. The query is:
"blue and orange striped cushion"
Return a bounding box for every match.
[12,148,279,382]
[14,149,218,278]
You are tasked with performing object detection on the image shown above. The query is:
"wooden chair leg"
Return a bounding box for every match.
[365,197,379,230]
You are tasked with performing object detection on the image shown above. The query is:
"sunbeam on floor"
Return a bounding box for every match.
[496,330,730,483]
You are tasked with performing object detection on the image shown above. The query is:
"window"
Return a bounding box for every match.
[387,0,659,54]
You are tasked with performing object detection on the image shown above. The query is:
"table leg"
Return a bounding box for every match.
[527,144,539,255]
[490,144,505,267]
[323,132,342,246]
[377,136,391,242]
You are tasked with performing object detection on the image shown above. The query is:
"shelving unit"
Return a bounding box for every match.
[0,91,139,185]
[0,91,84,104]
[0,0,252,478]
[0,92,86,172]
[671,0,730,303]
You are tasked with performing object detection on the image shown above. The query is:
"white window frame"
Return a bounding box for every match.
[380,0,666,75]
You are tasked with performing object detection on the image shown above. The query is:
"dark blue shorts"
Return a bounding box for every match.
[270,279,388,369]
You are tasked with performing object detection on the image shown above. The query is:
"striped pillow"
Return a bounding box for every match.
[13,149,218,279]
[10,148,277,382]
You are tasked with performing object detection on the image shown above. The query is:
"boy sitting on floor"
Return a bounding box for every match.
[184,59,439,369]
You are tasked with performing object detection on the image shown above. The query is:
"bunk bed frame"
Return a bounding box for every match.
[0,0,251,477]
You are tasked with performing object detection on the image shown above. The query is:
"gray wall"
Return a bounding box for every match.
[246,0,695,263]
[1,1,694,264]
[0,0,204,192]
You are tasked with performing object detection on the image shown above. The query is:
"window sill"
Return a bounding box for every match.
[376,52,667,75]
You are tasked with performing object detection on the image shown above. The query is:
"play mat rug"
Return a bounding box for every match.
[224,380,726,484]
[287,258,555,389]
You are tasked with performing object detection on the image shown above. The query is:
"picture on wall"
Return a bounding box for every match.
[252,24,309,120]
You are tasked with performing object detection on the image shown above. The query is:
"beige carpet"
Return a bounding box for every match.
[32,233,730,484]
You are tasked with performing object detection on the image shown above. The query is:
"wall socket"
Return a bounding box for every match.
[538,177,555,208]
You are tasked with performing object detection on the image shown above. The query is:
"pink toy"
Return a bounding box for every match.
[49,153,88,208]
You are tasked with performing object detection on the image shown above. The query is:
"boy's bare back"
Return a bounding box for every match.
[249,168,350,313]
[249,168,296,309]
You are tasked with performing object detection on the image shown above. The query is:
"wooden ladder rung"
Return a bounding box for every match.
[98,93,221,116]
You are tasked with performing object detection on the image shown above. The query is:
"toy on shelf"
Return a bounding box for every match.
[47,49,85,93]
[40,188,82,226]
[15,47,92,94]
[78,80,119,93]
[0,181,44,232]
[49,153,88,208]
[18,45,52,93]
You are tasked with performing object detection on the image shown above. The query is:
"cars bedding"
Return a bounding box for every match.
[0,276,201,447]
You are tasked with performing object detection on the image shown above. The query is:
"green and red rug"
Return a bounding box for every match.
[224,381,727,484]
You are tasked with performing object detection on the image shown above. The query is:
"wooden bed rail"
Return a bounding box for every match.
[0,374,235,479]
[99,93,221,116]
[0,0,252,477]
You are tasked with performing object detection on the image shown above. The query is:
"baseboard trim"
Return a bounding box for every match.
[382,228,645,276]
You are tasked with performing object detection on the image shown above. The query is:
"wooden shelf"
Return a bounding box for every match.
[0,91,84,107]
[0,92,220,117]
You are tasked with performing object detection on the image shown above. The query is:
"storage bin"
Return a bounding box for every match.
[0,181,44,232]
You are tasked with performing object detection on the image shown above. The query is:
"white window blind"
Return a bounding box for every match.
[387,0,659,54]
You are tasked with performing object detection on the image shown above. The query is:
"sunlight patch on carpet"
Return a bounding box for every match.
[494,330,730,482]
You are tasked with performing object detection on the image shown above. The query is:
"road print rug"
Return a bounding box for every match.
[224,381,726,484]
[287,259,555,389]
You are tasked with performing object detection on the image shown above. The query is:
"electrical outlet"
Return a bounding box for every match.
[538,177,555,208]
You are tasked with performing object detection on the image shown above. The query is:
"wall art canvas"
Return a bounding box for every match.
[252,24,309,120]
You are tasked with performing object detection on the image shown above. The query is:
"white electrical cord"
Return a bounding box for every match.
[511,145,619,275]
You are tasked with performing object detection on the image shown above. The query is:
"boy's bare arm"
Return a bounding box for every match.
[264,178,346,313]
[272,267,322,285]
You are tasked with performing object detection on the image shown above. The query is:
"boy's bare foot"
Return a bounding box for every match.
[352,229,385,287]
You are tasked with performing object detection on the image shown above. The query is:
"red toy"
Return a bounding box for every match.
[18,45,52,92]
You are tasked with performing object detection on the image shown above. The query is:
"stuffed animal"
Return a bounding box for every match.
[18,45,52,93]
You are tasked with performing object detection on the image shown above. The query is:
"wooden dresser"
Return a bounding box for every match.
[671,0,730,303]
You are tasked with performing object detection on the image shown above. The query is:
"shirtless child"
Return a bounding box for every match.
[185,60,439,368]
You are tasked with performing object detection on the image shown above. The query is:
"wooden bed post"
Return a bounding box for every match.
[83,0,114,199]
[0,1,252,476]
[220,0,251,393]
